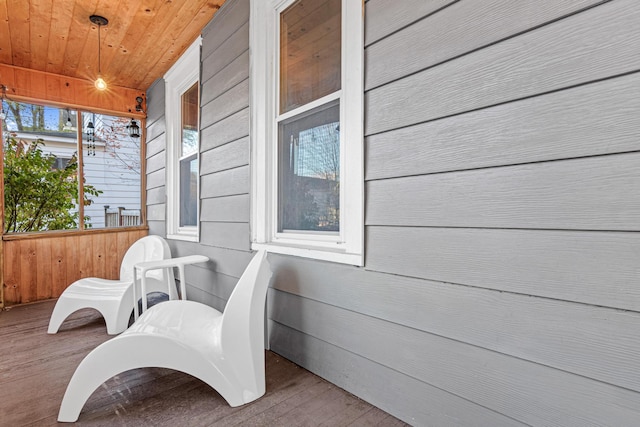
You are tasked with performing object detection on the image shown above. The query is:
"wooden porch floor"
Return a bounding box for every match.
[0,300,408,426]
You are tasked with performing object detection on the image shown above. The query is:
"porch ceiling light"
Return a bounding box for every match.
[127,118,140,138]
[90,15,109,91]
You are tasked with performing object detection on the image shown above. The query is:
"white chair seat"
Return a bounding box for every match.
[57,250,272,422]
[48,235,174,335]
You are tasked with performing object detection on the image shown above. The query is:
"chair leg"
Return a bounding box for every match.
[106,298,134,335]
[47,299,78,334]
[58,338,139,422]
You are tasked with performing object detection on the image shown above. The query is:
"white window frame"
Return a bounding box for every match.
[165,37,201,242]
[250,0,364,265]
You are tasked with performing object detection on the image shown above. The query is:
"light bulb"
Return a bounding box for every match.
[94,77,107,91]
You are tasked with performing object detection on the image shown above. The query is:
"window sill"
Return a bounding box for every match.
[167,232,199,242]
[251,242,362,266]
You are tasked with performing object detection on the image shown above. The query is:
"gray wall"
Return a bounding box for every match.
[145,0,254,312]
[147,0,640,425]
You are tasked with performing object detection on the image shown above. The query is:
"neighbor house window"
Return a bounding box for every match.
[250,0,364,265]
[165,37,201,241]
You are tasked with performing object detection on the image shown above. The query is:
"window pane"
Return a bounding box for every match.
[178,81,199,228]
[82,113,142,229]
[278,101,339,232]
[280,0,341,114]
[181,83,199,157]
[2,100,80,232]
[179,154,198,227]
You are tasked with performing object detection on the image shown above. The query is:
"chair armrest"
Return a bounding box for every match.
[133,255,209,318]
[135,255,209,273]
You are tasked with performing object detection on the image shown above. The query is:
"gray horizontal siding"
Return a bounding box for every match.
[365,0,604,89]
[269,320,523,427]
[201,36,249,102]
[200,136,249,176]
[366,226,640,312]
[365,0,640,135]
[270,1,640,425]
[366,153,640,230]
[200,194,249,223]
[146,186,165,205]
[201,0,249,60]
[366,72,640,180]
[145,79,167,232]
[201,108,249,152]
[364,0,454,46]
[200,165,249,199]
[192,0,252,307]
[146,150,165,174]
[145,169,165,190]
[200,79,249,128]
[270,251,640,393]
[270,289,640,426]
[200,222,250,251]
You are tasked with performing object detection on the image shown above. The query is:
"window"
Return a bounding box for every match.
[2,99,143,233]
[165,37,201,241]
[250,0,364,265]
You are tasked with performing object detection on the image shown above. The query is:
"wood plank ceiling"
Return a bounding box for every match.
[0,0,225,92]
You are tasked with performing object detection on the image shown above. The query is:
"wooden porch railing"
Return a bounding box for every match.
[104,206,141,227]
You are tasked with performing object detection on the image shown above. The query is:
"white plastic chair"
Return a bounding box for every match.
[57,250,272,422]
[48,235,175,335]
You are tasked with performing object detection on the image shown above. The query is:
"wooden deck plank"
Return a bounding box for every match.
[0,300,409,426]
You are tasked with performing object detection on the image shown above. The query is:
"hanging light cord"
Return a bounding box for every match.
[97,23,102,76]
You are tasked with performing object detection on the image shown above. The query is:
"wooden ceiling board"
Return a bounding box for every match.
[60,0,99,80]
[137,1,222,88]
[29,0,54,71]
[45,0,75,74]
[108,0,196,88]
[0,0,225,92]
[0,1,13,64]
[7,1,30,67]
[117,0,221,89]
[96,0,148,85]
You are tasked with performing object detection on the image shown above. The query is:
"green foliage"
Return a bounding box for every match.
[3,136,102,233]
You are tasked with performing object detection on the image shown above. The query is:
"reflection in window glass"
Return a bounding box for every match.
[179,154,198,227]
[182,83,199,157]
[81,113,141,228]
[279,0,341,114]
[278,102,340,232]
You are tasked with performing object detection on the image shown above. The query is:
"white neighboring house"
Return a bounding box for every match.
[12,126,141,229]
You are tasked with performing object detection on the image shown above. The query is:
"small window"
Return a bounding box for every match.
[179,83,199,227]
[250,0,363,265]
[52,157,72,170]
[165,37,201,241]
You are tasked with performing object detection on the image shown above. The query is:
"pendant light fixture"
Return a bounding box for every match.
[90,15,109,91]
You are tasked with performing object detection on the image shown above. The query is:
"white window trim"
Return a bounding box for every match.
[250,0,364,265]
[165,37,201,242]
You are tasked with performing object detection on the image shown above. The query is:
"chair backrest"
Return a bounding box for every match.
[120,235,173,285]
[220,251,272,389]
